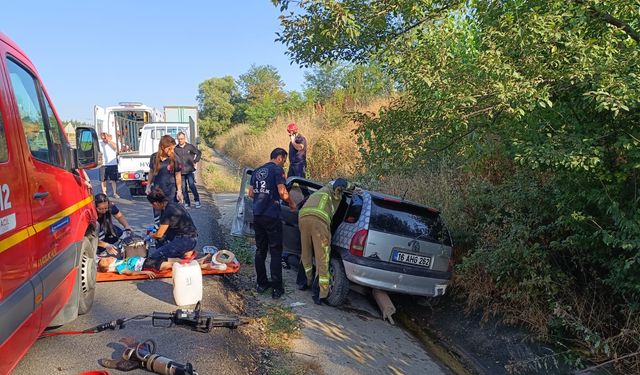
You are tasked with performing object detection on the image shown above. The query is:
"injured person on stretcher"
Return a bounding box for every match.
[97,254,214,279]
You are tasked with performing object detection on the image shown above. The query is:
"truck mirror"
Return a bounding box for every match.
[75,127,100,169]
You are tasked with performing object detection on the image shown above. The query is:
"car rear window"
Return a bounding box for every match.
[370,197,451,245]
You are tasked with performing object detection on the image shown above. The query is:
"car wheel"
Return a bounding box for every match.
[324,257,350,307]
[78,236,96,315]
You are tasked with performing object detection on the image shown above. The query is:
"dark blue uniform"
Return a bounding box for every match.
[288,134,307,178]
[250,162,286,293]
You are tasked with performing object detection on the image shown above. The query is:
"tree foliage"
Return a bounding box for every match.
[197,76,238,138]
[273,0,640,369]
[237,64,288,129]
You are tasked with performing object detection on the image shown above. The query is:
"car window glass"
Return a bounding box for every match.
[0,109,7,162]
[7,58,49,163]
[370,197,450,245]
[344,194,363,223]
[43,96,66,167]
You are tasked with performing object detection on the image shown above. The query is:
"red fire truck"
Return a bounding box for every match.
[0,32,100,374]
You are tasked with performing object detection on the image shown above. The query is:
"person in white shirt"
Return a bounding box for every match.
[99,132,120,198]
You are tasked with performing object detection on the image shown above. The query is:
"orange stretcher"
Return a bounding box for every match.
[96,261,240,282]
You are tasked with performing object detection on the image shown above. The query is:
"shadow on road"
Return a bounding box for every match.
[136,279,175,305]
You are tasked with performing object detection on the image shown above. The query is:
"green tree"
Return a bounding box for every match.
[303,63,345,104]
[274,0,640,369]
[238,64,285,102]
[196,76,238,138]
[237,65,287,129]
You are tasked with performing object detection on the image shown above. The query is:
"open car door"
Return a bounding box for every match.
[231,168,323,255]
[232,168,254,237]
[280,177,322,256]
[94,105,106,134]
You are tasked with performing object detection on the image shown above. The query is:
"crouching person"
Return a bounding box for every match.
[97,254,213,279]
[146,188,198,268]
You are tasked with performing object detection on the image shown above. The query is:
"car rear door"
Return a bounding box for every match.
[365,196,452,272]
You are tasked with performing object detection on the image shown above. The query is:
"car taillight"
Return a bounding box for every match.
[349,229,368,257]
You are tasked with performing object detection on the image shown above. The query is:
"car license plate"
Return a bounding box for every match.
[392,249,432,268]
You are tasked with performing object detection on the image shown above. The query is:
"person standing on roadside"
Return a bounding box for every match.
[146,135,183,228]
[99,132,120,198]
[287,123,307,179]
[174,132,202,209]
[248,148,297,299]
[284,122,309,269]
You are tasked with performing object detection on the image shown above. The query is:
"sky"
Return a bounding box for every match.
[0,0,306,123]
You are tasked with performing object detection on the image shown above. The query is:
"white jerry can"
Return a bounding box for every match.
[172,260,203,306]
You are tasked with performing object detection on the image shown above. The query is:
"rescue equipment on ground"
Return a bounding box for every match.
[151,301,249,332]
[38,302,250,339]
[99,337,197,375]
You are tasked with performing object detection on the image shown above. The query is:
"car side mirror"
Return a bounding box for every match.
[75,127,100,169]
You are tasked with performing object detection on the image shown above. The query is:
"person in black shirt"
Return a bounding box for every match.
[174,131,202,208]
[145,188,198,270]
[94,193,132,256]
[146,135,183,228]
[287,122,307,179]
[248,148,297,299]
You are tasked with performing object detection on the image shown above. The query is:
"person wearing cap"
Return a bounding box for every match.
[298,178,355,304]
[286,123,307,179]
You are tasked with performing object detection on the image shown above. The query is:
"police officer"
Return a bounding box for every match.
[299,178,355,304]
[248,148,297,299]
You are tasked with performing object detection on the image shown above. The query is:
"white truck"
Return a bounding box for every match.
[117,122,197,195]
[94,103,199,196]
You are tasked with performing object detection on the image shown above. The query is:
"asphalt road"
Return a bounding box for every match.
[12,173,256,375]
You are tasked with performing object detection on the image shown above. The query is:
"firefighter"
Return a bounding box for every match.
[299,178,355,304]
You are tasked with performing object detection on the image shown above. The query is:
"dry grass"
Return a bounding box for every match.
[199,146,241,193]
[215,100,389,183]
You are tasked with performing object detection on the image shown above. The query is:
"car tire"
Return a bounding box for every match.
[78,236,96,315]
[324,257,350,307]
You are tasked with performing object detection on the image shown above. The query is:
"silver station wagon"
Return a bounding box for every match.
[233,168,454,306]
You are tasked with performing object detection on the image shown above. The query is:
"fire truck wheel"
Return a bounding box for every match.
[78,236,96,314]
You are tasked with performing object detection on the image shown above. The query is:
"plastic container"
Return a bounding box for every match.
[172,260,203,306]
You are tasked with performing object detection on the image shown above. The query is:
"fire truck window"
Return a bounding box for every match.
[6,59,49,164]
[0,110,7,162]
[43,96,66,168]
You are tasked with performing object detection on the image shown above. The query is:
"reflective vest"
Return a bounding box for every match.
[299,184,341,224]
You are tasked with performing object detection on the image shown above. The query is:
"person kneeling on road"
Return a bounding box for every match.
[299,178,355,305]
[145,188,198,269]
[97,254,213,279]
[95,193,133,256]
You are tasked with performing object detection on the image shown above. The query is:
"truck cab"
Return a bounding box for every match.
[0,32,100,373]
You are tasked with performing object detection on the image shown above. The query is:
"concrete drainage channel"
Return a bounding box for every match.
[395,309,475,375]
